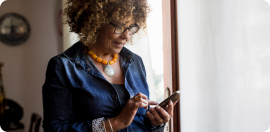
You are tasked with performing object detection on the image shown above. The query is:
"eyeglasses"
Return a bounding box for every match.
[109,22,140,35]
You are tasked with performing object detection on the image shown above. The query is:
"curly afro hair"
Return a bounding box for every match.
[63,0,151,46]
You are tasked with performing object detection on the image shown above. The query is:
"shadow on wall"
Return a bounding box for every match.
[55,0,63,52]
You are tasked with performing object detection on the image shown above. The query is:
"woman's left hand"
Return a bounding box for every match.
[146,100,175,127]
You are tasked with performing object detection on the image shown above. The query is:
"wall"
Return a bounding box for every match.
[178,0,270,132]
[0,0,61,131]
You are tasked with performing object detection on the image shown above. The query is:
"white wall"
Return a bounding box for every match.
[0,0,61,131]
[178,0,270,132]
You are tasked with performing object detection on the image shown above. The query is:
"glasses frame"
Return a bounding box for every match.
[109,22,140,35]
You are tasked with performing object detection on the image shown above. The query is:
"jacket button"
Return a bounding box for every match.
[87,68,91,71]
[77,61,80,64]
[115,97,118,100]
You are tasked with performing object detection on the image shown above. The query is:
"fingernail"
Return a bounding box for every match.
[150,107,154,111]
[156,106,160,110]
[170,100,173,104]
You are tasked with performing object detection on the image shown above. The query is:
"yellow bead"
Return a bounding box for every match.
[88,51,93,55]
[109,60,114,65]
[91,54,97,59]
[113,58,117,63]
[96,57,102,62]
[102,60,108,65]
[113,54,118,58]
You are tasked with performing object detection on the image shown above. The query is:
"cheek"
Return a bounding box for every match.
[99,26,116,42]
[107,34,120,42]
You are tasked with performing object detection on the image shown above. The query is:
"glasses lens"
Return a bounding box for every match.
[115,26,125,34]
[114,24,139,35]
[128,26,139,35]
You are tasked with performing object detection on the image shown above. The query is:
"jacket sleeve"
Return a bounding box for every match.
[42,56,96,132]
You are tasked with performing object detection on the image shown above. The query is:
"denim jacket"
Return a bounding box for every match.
[42,41,164,132]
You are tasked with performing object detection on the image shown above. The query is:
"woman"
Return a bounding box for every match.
[42,0,175,131]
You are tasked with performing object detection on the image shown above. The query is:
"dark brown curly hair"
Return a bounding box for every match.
[63,0,151,46]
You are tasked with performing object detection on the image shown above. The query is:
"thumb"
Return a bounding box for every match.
[147,100,158,105]
[173,100,178,106]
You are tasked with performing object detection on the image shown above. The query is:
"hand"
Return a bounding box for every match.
[146,100,176,127]
[109,93,158,131]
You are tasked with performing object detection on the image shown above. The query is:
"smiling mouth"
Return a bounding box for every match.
[114,42,125,45]
[113,42,125,48]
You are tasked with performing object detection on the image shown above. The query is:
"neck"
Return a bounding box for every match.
[87,45,114,60]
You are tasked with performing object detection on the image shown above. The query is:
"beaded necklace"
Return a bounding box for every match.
[88,51,118,77]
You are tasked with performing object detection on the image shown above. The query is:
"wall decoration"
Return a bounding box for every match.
[0,13,30,46]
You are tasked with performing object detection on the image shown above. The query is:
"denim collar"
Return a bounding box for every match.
[62,41,135,63]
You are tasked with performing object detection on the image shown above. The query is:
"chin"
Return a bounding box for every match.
[113,48,122,54]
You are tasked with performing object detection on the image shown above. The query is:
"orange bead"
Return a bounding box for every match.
[113,58,117,63]
[91,54,97,59]
[113,54,118,58]
[88,51,93,55]
[102,60,108,65]
[109,60,114,65]
[96,57,102,62]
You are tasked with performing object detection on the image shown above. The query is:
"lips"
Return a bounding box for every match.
[113,42,125,48]
[114,42,125,44]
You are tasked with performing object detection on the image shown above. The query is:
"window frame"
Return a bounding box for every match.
[162,0,180,132]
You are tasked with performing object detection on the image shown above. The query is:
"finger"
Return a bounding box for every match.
[134,101,148,108]
[165,105,168,111]
[133,93,150,109]
[155,105,170,122]
[134,97,149,105]
[134,93,148,100]
[134,94,149,106]
[149,107,163,125]
[134,95,142,101]
[146,111,158,126]
[167,100,174,118]
[144,106,148,110]
[142,100,149,110]
[134,98,149,109]
[148,100,158,105]
[173,100,178,106]
[127,98,146,109]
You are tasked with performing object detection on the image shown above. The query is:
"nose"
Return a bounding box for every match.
[120,30,130,39]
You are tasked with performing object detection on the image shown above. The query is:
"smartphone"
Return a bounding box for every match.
[158,90,180,109]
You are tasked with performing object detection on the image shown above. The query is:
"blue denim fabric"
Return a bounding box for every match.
[42,41,156,132]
